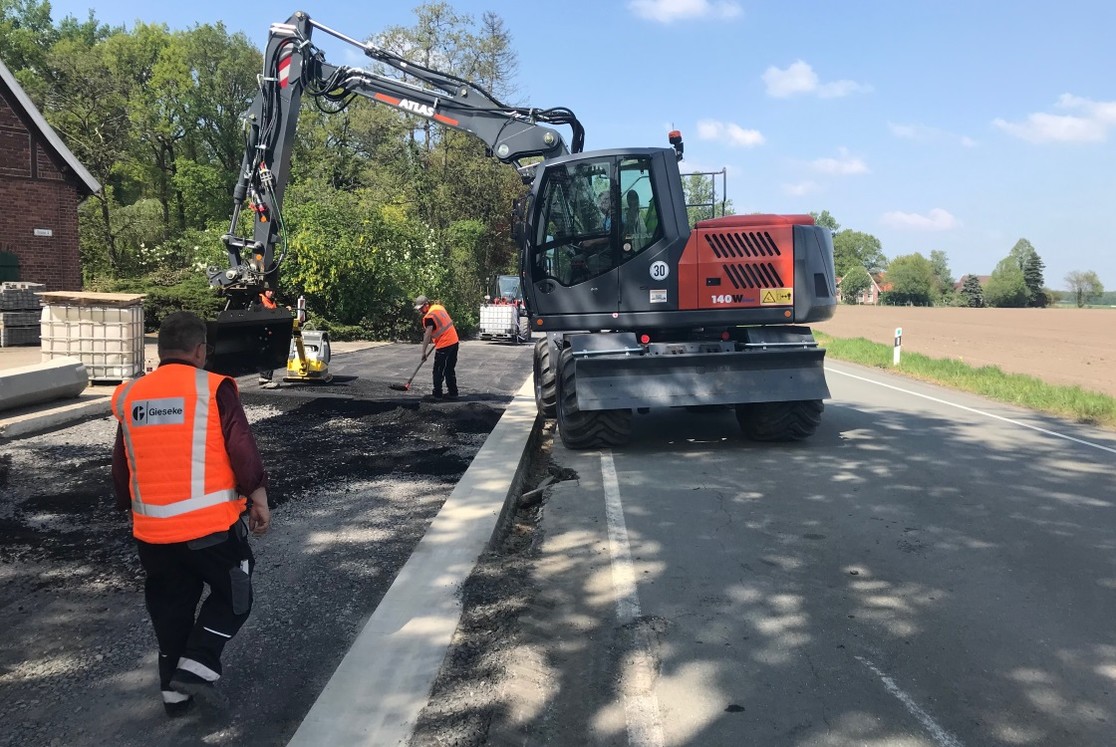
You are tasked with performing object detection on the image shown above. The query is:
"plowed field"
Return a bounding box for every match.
[813,306,1116,398]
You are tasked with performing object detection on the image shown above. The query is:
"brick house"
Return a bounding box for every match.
[0,57,100,290]
[836,270,890,304]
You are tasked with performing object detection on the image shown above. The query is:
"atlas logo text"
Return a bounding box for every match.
[399,99,435,117]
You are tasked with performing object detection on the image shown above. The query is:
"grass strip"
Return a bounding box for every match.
[815,332,1116,429]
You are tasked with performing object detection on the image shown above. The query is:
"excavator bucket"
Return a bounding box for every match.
[205,308,294,377]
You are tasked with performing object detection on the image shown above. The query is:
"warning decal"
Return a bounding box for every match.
[760,288,794,305]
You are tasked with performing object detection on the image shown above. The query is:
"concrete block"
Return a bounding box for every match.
[0,356,88,413]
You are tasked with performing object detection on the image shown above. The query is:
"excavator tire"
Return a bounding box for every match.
[516,316,532,344]
[533,338,557,418]
[735,400,824,442]
[555,348,632,449]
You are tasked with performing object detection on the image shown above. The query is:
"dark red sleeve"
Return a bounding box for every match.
[216,378,270,498]
[112,425,131,511]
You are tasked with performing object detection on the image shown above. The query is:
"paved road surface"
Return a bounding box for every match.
[476,359,1116,746]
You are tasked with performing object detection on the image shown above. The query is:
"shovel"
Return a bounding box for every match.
[389,355,427,391]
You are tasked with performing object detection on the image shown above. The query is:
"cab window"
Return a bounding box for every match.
[618,157,661,258]
[533,158,614,285]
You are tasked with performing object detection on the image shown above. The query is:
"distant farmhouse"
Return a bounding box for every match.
[954,274,990,291]
[836,270,891,304]
[0,57,100,289]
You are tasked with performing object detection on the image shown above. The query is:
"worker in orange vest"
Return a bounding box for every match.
[111,311,271,717]
[256,288,280,389]
[414,295,460,401]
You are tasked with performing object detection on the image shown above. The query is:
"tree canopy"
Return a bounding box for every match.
[882,253,935,306]
[1065,270,1104,308]
[833,230,887,277]
[13,2,533,335]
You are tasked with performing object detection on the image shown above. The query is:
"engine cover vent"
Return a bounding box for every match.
[724,262,785,289]
[703,230,782,259]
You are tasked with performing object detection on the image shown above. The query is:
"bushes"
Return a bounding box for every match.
[87,268,223,331]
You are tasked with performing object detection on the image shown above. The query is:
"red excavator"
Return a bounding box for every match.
[206,11,837,448]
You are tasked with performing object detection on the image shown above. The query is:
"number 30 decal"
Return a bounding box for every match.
[650,261,669,281]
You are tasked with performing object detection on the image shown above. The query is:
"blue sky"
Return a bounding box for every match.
[44,0,1116,290]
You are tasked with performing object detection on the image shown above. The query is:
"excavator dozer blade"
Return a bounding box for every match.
[205,308,294,377]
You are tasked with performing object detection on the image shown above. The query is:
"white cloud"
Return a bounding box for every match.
[695,119,765,147]
[782,181,819,196]
[993,94,1116,143]
[887,121,977,147]
[880,208,959,231]
[810,147,868,175]
[763,60,871,99]
[629,0,742,23]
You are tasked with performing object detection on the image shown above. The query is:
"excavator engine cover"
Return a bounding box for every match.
[205,308,293,377]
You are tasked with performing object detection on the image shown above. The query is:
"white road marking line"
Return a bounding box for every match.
[829,367,1116,456]
[856,656,964,747]
[601,450,665,747]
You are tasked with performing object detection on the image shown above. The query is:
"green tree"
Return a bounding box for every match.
[38,34,136,276]
[881,253,934,306]
[833,230,887,277]
[177,23,261,174]
[1065,270,1104,307]
[839,267,871,304]
[960,274,984,307]
[1023,253,1047,307]
[102,23,178,229]
[1008,238,1047,307]
[281,182,444,332]
[985,256,1027,307]
[810,210,840,234]
[928,249,954,299]
[0,0,56,76]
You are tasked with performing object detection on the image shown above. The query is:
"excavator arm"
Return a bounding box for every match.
[204,10,584,375]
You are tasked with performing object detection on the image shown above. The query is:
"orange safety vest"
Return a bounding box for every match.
[259,292,277,309]
[422,303,459,349]
[112,364,245,544]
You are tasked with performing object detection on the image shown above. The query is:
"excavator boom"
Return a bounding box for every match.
[205,11,584,376]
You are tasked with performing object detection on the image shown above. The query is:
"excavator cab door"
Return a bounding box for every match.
[525,155,621,320]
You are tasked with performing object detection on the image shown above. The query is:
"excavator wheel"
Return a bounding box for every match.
[735,400,824,442]
[516,319,531,344]
[533,338,557,418]
[555,347,632,449]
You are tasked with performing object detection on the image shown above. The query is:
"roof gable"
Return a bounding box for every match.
[0,57,101,196]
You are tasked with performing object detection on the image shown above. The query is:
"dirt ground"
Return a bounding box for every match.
[0,341,533,747]
[812,306,1116,398]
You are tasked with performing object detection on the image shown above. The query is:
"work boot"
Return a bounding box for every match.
[162,690,194,718]
[422,393,443,403]
[170,669,228,711]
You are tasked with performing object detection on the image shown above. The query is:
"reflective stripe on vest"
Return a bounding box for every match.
[113,366,241,539]
[423,304,459,348]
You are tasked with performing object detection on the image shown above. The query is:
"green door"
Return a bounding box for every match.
[0,252,19,282]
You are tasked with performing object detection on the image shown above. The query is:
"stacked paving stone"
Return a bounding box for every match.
[0,282,45,347]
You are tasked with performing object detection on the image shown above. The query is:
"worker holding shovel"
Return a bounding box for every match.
[414,295,459,401]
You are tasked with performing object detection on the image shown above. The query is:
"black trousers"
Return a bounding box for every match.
[432,342,459,396]
[136,517,254,690]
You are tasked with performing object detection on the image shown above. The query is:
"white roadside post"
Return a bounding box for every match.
[893,327,902,366]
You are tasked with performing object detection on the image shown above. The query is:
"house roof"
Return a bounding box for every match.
[954,274,991,290]
[0,57,101,196]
